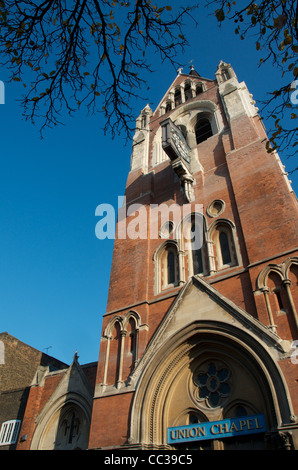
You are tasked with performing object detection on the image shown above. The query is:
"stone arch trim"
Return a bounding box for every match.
[256,264,285,290]
[103,314,124,338]
[123,310,141,330]
[102,310,142,389]
[208,217,236,235]
[30,392,92,450]
[256,257,298,291]
[153,240,181,293]
[170,100,224,151]
[175,211,207,246]
[256,256,298,334]
[207,218,242,272]
[104,310,142,337]
[153,239,179,261]
[129,321,295,447]
[284,256,298,279]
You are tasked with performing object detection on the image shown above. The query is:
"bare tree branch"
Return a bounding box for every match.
[0,0,194,139]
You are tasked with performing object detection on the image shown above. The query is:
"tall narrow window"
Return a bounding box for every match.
[186,214,207,276]
[274,289,284,311]
[211,222,237,271]
[196,84,203,95]
[167,251,175,284]
[126,316,138,377]
[219,231,232,265]
[165,101,171,113]
[184,81,192,101]
[193,248,203,275]
[222,69,230,81]
[195,118,213,144]
[155,242,180,293]
[107,320,122,386]
[128,318,137,358]
[191,218,204,274]
[141,114,147,128]
[159,244,179,290]
[174,87,182,106]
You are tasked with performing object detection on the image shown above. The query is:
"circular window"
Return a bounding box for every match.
[207,199,225,218]
[159,221,175,239]
[192,361,231,409]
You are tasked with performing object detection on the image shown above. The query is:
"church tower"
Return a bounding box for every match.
[89,62,298,450]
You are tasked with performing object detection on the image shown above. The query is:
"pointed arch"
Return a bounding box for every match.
[284,257,298,279]
[174,86,182,106]
[168,99,223,150]
[256,258,298,337]
[184,80,193,101]
[30,360,93,450]
[102,311,143,389]
[31,396,92,450]
[195,116,213,144]
[123,311,141,379]
[208,219,240,271]
[153,240,180,293]
[256,264,285,290]
[129,321,294,449]
[177,212,209,277]
[108,320,122,386]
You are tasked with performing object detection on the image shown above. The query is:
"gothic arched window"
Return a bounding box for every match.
[267,271,287,314]
[195,118,213,144]
[184,81,192,101]
[167,250,176,284]
[181,213,208,277]
[174,87,182,106]
[107,320,122,386]
[222,68,230,81]
[196,83,203,95]
[219,231,232,265]
[157,243,180,291]
[256,257,298,337]
[127,316,137,367]
[190,218,207,275]
[210,221,238,271]
[165,100,171,113]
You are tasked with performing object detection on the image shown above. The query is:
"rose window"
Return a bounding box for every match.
[194,362,231,408]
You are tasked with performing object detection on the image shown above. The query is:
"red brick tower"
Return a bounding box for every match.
[89,62,298,450]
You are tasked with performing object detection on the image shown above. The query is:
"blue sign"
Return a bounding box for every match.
[167,414,266,444]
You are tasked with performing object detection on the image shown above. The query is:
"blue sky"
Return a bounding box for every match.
[1,4,297,365]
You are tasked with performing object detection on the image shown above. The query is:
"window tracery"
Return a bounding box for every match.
[193,362,231,409]
[54,404,90,450]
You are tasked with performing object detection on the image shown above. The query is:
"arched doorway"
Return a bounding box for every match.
[130,322,294,450]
